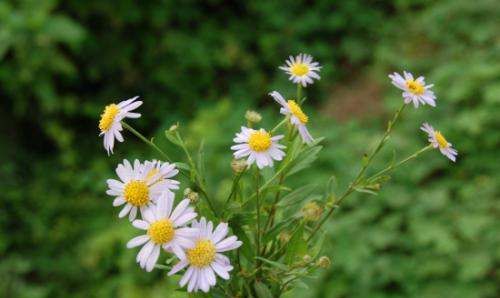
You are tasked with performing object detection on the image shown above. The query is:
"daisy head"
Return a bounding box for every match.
[421,123,458,162]
[269,91,313,144]
[106,159,171,221]
[126,193,198,272]
[99,96,142,155]
[142,160,180,190]
[231,127,286,169]
[388,71,436,108]
[279,53,321,87]
[168,218,242,293]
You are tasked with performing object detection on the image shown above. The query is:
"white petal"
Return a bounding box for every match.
[145,245,160,272]
[169,259,189,276]
[127,235,149,248]
[132,220,150,230]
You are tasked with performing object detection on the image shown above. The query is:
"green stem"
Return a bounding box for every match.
[271,118,287,134]
[122,121,171,161]
[368,145,433,181]
[297,84,303,103]
[306,102,407,242]
[254,167,262,274]
[222,170,245,218]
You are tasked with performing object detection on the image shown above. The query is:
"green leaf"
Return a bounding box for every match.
[285,223,306,264]
[174,162,190,171]
[254,281,273,298]
[286,145,323,176]
[278,184,317,207]
[164,130,183,146]
[255,257,289,271]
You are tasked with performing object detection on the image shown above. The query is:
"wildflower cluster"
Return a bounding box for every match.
[97,53,457,296]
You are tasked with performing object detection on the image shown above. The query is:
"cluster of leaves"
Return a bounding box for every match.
[1,0,499,297]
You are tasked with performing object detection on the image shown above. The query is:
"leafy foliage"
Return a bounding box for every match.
[0,0,498,297]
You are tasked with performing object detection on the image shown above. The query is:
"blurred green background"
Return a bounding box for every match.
[1,0,499,297]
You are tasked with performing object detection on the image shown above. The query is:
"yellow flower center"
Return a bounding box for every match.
[435,131,448,149]
[290,63,309,76]
[287,100,309,124]
[99,104,120,132]
[123,180,149,206]
[248,130,272,152]
[187,240,216,268]
[405,80,425,95]
[148,219,175,244]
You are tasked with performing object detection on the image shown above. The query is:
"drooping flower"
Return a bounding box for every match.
[231,127,286,169]
[127,193,198,272]
[388,71,436,108]
[168,218,242,293]
[269,91,313,143]
[279,53,321,87]
[420,123,458,162]
[98,96,142,154]
[106,159,178,221]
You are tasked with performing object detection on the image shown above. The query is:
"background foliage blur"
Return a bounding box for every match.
[1,0,499,297]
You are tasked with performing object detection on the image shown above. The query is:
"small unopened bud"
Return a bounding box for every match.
[169,122,179,132]
[302,254,312,263]
[366,183,381,191]
[278,232,291,244]
[184,188,199,203]
[231,159,247,174]
[301,202,323,222]
[245,110,262,124]
[317,256,331,269]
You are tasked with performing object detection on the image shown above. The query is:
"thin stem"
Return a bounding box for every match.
[297,84,303,103]
[271,118,287,134]
[306,103,407,242]
[122,121,171,161]
[265,173,285,230]
[254,167,262,274]
[368,145,433,181]
[222,171,245,217]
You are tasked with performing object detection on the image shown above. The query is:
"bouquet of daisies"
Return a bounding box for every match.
[98,54,456,297]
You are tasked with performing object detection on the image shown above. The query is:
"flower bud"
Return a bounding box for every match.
[231,159,247,174]
[317,256,331,269]
[183,188,199,204]
[169,122,179,132]
[301,201,323,222]
[245,110,262,124]
[278,232,291,244]
[302,254,312,263]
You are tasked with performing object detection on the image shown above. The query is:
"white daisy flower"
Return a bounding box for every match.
[143,160,180,189]
[388,71,436,108]
[279,53,321,87]
[231,127,286,169]
[420,123,458,162]
[98,96,142,155]
[269,91,313,144]
[106,159,177,221]
[127,193,198,272]
[168,218,242,293]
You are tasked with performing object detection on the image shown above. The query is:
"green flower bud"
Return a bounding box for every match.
[231,159,247,174]
[317,256,331,269]
[278,231,291,244]
[301,201,323,222]
[245,110,262,124]
[302,254,312,263]
[183,188,199,204]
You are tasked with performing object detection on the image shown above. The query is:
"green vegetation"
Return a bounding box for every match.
[1,0,498,297]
